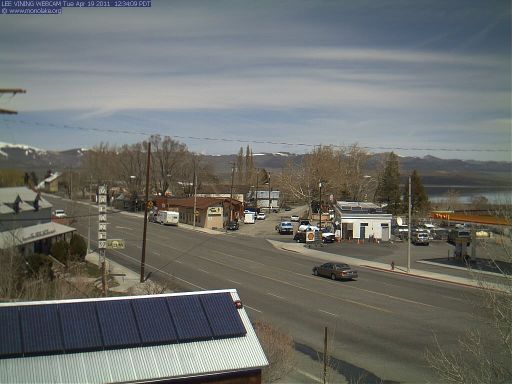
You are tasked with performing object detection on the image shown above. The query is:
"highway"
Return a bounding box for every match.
[50,197,493,383]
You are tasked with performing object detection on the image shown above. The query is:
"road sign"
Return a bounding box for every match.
[306,230,316,243]
[106,239,125,249]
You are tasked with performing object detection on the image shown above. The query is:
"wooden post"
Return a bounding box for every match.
[323,326,328,384]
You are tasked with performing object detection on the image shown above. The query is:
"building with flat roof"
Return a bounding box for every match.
[334,201,392,241]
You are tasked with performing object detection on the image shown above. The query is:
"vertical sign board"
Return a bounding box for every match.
[98,186,107,293]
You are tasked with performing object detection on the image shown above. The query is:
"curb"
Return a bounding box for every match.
[359,265,484,290]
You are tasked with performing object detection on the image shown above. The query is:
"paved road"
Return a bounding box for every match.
[49,197,496,383]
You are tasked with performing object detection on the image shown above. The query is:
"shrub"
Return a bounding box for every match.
[253,320,295,383]
[70,234,87,261]
[25,253,53,279]
[51,240,69,265]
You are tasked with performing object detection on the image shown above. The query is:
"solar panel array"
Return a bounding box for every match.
[0,292,246,359]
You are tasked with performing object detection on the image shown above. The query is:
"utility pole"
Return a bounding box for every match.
[255,170,259,210]
[268,172,271,214]
[323,326,328,384]
[193,169,198,228]
[87,177,92,253]
[0,88,26,114]
[229,162,235,221]
[140,142,151,283]
[407,176,411,273]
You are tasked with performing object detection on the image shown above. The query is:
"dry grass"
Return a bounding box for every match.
[253,320,295,383]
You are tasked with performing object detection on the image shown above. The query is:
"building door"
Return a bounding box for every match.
[360,225,366,239]
[381,224,389,241]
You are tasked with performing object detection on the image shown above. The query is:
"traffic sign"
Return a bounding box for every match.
[106,239,125,249]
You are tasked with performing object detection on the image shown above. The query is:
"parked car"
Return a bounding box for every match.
[148,212,158,222]
[290,214,300,222]
[412,231,429,246]
[53,209,66,218]
[320,227,336,243]
[293,231,306,243]
[313,263,358,281]
[256,212,266,220]
[276,221,293,235]
[226,220,239,230]
[298,220,313,231]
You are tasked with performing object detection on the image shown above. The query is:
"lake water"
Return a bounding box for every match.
[426,185,512,204]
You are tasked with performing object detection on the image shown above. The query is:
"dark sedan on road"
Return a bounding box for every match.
[313,262,358,281]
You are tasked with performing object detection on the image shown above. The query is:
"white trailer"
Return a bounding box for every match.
[157,211,179,226]
[244,212,256,224]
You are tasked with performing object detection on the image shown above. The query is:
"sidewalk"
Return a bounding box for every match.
[85,252,145,294]
[268,240,509,292]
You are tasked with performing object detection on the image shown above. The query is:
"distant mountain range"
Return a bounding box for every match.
[0,142,510,188]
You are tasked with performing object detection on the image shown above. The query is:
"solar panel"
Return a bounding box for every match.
[166,295,213,342]
[0,307,23,358]
[19,305,63,356]
[59,302,103,352]
[96,300,141,348]
[131,297,178,345]
[200,293,246,338]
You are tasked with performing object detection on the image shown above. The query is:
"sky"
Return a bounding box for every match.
[0,0,510,161]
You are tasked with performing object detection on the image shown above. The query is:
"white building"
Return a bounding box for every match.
[334,201,392,241]
[247,190,280,211]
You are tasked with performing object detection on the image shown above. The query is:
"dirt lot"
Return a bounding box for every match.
[235,206,309,238]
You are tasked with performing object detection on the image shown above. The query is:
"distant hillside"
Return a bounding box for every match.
[0,142,86,176]
[0,142,509,188]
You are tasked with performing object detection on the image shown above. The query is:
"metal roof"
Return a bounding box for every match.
[0,290,268,383]
[0,187,52,214]
[0,222,75,249]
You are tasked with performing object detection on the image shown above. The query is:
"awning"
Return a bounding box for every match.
[0,222,76,249]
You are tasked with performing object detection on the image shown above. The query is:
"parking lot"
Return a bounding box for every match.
[229,206,510,279]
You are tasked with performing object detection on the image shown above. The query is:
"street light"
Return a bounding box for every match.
[130,175,137,212]
[319,181,323,230]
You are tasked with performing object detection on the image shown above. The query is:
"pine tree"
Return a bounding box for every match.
[404,170,430,215]
[375,152,402,214]
[236,147,244,184]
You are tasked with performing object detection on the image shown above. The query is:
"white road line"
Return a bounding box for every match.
[267,292,285,300]
[295,369,323,383]
[174,260,183,264]
[153,251,160,256]
[244,305,262,313]
[227,279,241,285]
[116,226,133,231]
[136,246,142,249]
[198,269,210,274]
[319,309,337,317]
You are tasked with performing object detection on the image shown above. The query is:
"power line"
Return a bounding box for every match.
[1,117,509,153]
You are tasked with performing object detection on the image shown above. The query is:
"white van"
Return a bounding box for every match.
[244,212,256,224]
[157,211,179,226]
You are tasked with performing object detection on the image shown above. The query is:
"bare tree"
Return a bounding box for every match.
[425,206,512,383]
[150,135,188,196]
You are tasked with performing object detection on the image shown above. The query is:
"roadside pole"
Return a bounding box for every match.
[98,185,108,296]
[193,170,198,228]
[140,142,151,283]
[323,326,328,384]
[407,176,411,273]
